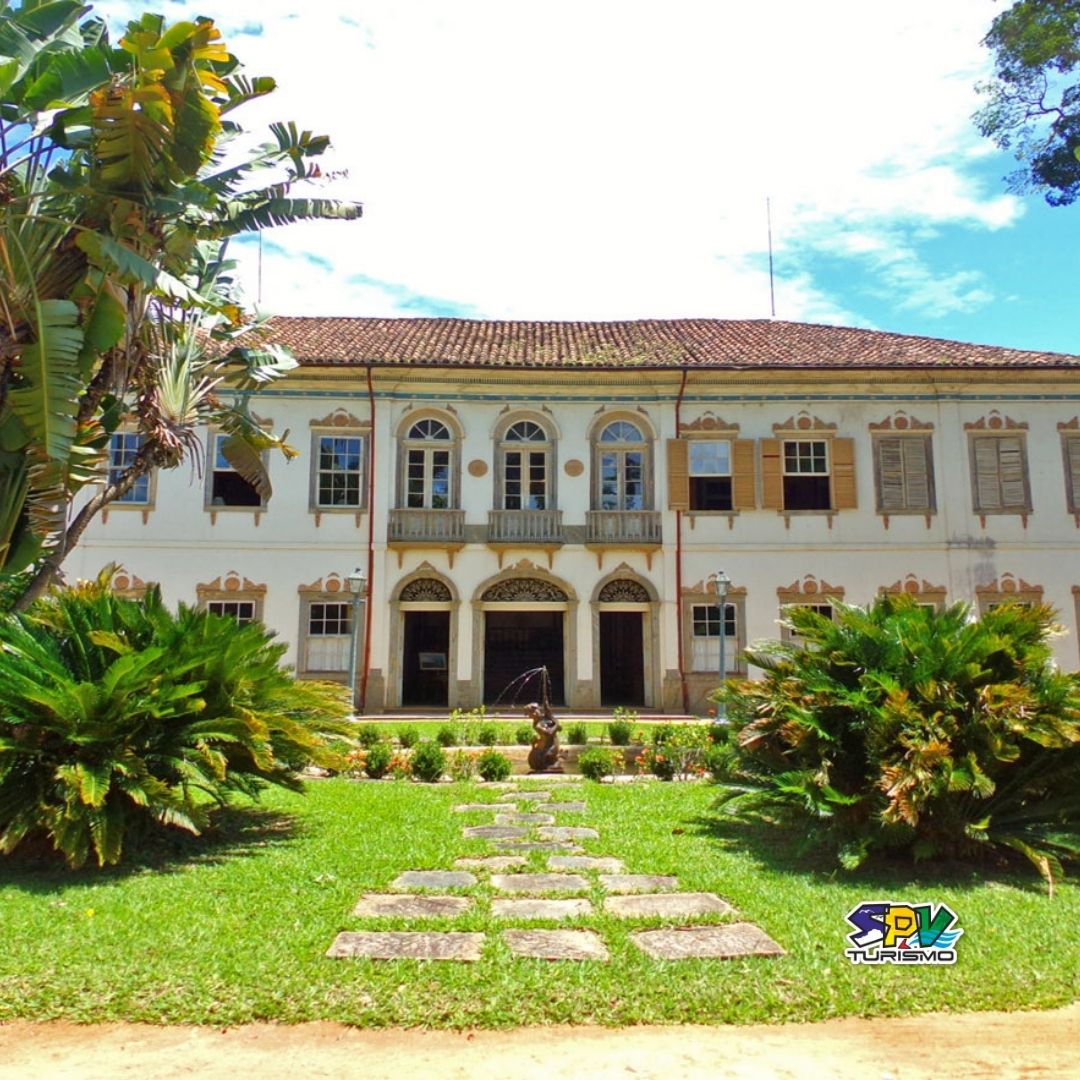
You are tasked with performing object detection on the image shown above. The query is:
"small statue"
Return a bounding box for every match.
[525,700,562,773]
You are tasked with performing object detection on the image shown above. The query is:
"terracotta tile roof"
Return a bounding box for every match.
[262,317,1080,370]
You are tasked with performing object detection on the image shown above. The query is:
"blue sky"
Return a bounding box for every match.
[96,0,1079,354]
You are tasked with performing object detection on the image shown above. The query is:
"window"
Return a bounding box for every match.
[315,435,364,508]
[874,436,934,513]
[501,420,550,510]
[402,419,453,509]
[785,603,835,641]
[597,421,647,511]
[970,435,1030,513]
[783,440,831,510]
[688,440,731,510]
[209,433,262,507]
[691,602,737,672]
[207,600,257,624]
[108,433,151,505]
[1063,435,1080,513]
[303,601,353,672]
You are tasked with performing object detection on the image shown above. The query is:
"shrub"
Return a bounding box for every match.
[477,748,513,782]
[355,724,385,748]
[714,596,1080,886]
[410,741,447,783]
[448,749,477,782]
[578,747,622,782]
[364,741,394,779]
[637,745,676,781]
[607,719,633,746]
[566,723,589,745]
[475,723,499,747]
[0,577,350,868]
[515,724,534,746]
[435,724,459,747]
[396,726,419,749]
[703,741,739,782]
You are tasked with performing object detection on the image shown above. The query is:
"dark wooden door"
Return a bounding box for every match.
[599,611,644,705]
[402,611,450,707]
[483,611,564,705]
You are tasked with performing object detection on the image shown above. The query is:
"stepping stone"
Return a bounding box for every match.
[491,898,592,920]
[454,855,528,870]
[502,930,609,961]
[537,826,599,841]
[499,791,551,802]
[603,892,733,918]
[495,812,556,826]
[351,894,473,918]
[327,931,484,961]
[463,825,528,839]
[545,801,587,812]
[495,841,584,853]
[391,870,476,890]
[490,873,590,894]
[549,855,625,872]
[599,874,678,894]
[630,924,784,960]
[453,803,500,813]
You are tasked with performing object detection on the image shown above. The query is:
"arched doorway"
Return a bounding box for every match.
[596,578,651,706]
[393,575,455,707]
[479,577,570,704]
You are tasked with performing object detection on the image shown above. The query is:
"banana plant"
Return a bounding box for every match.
[0,2,361,605]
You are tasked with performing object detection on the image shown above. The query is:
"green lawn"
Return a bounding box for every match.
[1,779,1077,1027]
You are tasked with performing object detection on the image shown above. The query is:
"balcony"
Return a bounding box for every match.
[586,510,662,544]
[487,509,564,545]
[387,509,466,566]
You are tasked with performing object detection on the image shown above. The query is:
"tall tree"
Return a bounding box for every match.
[975,0,1080,205]
[0,1,361,607]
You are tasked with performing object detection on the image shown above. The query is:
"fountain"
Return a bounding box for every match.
[491,665,563,774]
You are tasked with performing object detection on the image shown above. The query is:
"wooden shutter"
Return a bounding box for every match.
[831,437,857,509]
[972,436,1002,510]
[760,439,782,509]
[1067,437,1080,511]
[732,439,756,510]
[876,437,906,511]
[902,437,932,510]
[667,438,689,510]
[997,436,1027,508]
[876,436,932,511]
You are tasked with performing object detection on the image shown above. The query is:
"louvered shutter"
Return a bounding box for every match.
[760,439,782,509]
[876,437,906,510]
[997,436,1027,508]
[1067,438,1080,511]
[902,437,932,510]
[973,437,1003,510]
[732,439,756,510]
[667,439,689,510]
[831,437,857,509]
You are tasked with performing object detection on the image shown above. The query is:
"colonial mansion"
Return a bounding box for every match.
[69,317,1080,713]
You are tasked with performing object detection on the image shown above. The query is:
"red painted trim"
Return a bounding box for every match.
[674,368,690,714]
[359,365,376,712]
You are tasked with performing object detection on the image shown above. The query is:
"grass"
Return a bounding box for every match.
[385,720,671,746]
[1,779,1077,1027]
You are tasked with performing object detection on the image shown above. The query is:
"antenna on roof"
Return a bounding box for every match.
[766,197,776,319]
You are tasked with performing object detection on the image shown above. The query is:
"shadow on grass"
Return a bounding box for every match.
[686,811,1050,895]
[0,805,303,892]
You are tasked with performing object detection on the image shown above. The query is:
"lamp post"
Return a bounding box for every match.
[346,566,366,715]
[714,569,731,724]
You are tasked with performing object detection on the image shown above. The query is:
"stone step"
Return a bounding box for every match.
[495,812,556,826]
[391,870,476,890]
[548,855,625,872]
[454,855,528,870]
[491,897,592,920]
[490,872,589,894]
[351,894,473,918]
[630,924,785,960]
[537,826,599,841]
[327,931,484,961]
[598,874,678,894]
[603,892,733,918]
[502,929,609,961]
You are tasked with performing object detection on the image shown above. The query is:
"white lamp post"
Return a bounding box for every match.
[714,569,731,723]
[346,566,366,714]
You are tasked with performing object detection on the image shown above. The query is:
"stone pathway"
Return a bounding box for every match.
[325,783,784,964]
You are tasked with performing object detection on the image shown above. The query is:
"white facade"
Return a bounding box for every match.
[70,327,1080,714]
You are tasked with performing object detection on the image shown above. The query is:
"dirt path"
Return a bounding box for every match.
[2,1005,1078,1080]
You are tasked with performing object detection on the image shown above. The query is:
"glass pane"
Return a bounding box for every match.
[689,440,730,475]
[600,421,643,442]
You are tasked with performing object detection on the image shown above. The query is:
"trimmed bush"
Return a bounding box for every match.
[0,577,350,868]
[363,741,394,779]
[410,741,447,783]
[566,723,589,745]
[578,747,622,782]
[435,724,459,747]
[607,719,633,746]
[355,723,385,748]
[477,748,513,782]
[396,726,419,749]
[475,723,499,747]
[515,724,534,746]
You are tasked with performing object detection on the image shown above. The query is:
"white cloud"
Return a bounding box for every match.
[94,0,1021,326]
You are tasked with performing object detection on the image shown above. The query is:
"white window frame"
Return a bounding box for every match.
[690,601,738,673]
[206,431,267,511]
[499,419,553,511]
[312,432,366,511]
[399,417,456,510]
[687,438,733,511]
[300,598,355,675]
[107,431,153,507]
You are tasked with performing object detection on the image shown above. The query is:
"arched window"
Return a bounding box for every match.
[596,420,649,510]
[400,418,455,509]
[499,419,553,510]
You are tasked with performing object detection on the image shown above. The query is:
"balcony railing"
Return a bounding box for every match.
[487,509,564,544]
[388,508,465,543]
[586,510,662,544]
